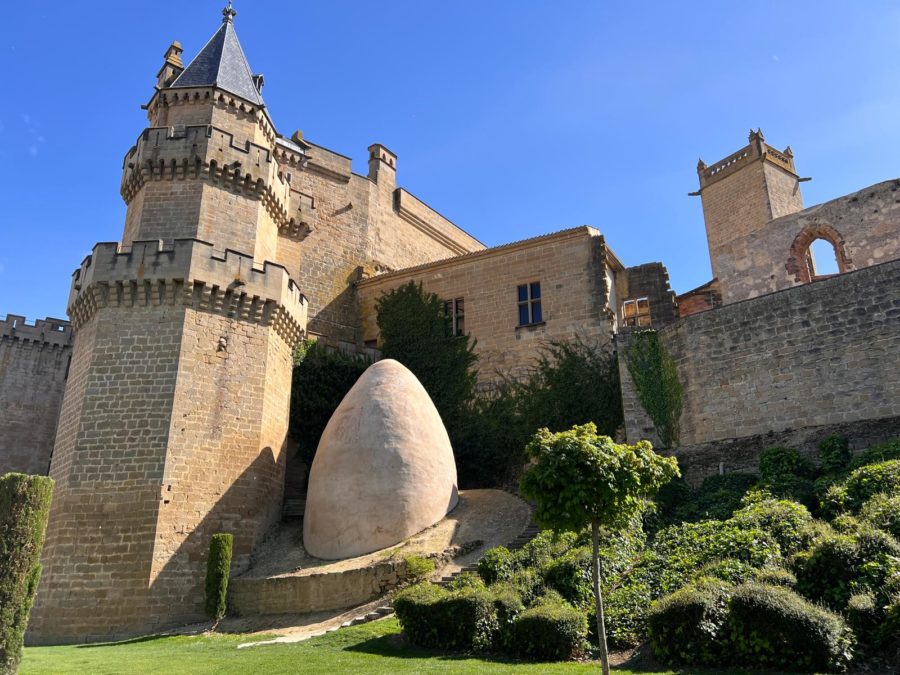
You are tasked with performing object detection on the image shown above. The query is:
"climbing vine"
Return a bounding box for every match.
[625,330,683,447]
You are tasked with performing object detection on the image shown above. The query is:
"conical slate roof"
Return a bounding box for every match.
[170,6,264,106]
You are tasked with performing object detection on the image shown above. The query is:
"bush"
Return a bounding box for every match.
[542,546,593,608]
[504,567,543,606]
[403,555,435,581]
[819,435,852,474]
[692,559,758,586]
[758,446,817,506]
[0,473,54,674]
[477,546,513,584]
[842,460,900,511]
[731,496,812,555]
[880,594,900,649]
[647,580,731,666]
[596,579,653,650]
[514,530,578,570]
[691,473,759,522]
[859,493,900,538]
[849,438,900,470]
[726,582,854,672]
[445,572,485,592]
[393,582,498,652]
[821,483,849,519]
[754,567,797,588]
[205,533,233,621]
[506,600,587,661]
[845,592,880,648]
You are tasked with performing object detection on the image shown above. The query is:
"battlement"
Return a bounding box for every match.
[121,125,316,240]
[0,315,73,348]
[698,129,797,189]
[69,239,307,345]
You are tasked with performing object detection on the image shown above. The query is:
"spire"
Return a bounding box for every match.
[169,3,264,106]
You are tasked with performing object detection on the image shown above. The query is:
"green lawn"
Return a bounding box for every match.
[22,617,763,675]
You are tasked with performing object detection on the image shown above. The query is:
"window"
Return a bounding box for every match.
[517,282,543,326]
[443,297,465,336]
[807,238,840,278]
[622,297,651,327]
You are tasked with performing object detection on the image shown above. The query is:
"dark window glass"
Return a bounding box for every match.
[519,304,530,326]
[517,284,528,302]
[532,301,542,324]
[530,282,541,299]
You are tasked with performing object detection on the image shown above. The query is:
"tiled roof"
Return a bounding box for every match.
[170,14,263,106]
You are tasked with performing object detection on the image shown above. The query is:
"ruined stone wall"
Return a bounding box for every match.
[615,263,678,328]
[0,316,72,476]
[357,227,614,380]
[620,259,900,452]
[714,178,900,304]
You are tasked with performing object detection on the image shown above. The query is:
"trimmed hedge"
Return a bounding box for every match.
[731,496,812,556]
[859,493,900,538]
[506,600,587,661]
[842,459,900,511]
[726,582,854,672]
[754,567,796,588]
[205,533,233,621]
[393,582,498,652]
[0,473,53,675]
[647,580,731,666]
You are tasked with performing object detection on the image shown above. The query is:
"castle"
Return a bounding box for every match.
[0,5,898,643]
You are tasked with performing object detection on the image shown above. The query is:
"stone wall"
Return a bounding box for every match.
[616,263,678,328]
[357,227,615,380]
[620,259,900,456]
[0,316,72,476]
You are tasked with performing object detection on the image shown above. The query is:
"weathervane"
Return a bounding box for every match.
[222,1,237,23]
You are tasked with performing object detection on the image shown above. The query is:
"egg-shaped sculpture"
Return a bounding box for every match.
[302,359,459,559]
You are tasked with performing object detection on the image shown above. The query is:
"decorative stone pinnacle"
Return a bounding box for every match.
[222,1,236,23]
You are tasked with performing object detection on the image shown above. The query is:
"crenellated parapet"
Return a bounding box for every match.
[697,128,797,190]
[121,125,316,241]
[0,315,73,348]
[68,239,307,346]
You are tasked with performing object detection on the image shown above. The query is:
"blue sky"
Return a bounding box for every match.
[2,1,900,320]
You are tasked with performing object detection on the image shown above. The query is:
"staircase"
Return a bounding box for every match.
[282,455,309,519]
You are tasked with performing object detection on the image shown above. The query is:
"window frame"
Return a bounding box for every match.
[517,281,543,327]
[622,297,651,327]
[443,297,466,336]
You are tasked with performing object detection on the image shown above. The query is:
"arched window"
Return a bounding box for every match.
[786,224,853,284]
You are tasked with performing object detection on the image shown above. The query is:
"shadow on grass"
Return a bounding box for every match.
[75,634,174,649]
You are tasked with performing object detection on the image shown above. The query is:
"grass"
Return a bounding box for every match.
[21,618,777,675]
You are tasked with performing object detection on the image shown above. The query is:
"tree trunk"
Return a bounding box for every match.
[592,519,610,675]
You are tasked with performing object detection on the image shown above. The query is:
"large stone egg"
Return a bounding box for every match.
[302,359,459,559]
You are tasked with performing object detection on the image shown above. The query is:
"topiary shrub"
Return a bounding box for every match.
[541,546,593,608]
[819,434,852,474]
[726,582,854,672]
[393,582,498,652]
[403,555,435,581]
[859,493,900,538]
[731,496,812,555]
[506,599,587,661]
[0,473,54,675]
[646,580,732,666]
[504,567,543,606]
[477,546,513,584]
[845,592,880,649]
[754,567,797,588]
[205,533,233,621]
[842,460,900,512]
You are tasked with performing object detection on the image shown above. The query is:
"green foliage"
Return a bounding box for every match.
[880,595,900,649]
[647,580,732,666]
[505,600,588,661]
[288,340,369,464]
[542,546,593,608]
[859,492,900,538]
[820,483,849,518]
[375,281,478,432]
[757,446,816,507]
[0,473,53,675]
[726,582,854,672]
[690,473,759,522]
[597,579,653,650]
[520,423,679,533]
[477,546,514,585]
[841,459,900,512]
[205,533,233,621]
[754,567,797,588]
[403,555,435,581]
[651,520,781,594]
[515,338,623,438]
[514,530,578,570]
[849,438,900,470]
[393,582,499,652]
[819,434,852,474]
[692,559,758,586]
[445,572,485,592]
[624,330,683,447]
[731,496,812,556]
[845,592,880,649]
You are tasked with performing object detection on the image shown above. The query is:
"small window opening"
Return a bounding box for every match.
[622,297,651,327]
[443,298,466,336]
[517,282,542,326]
[807,238,840,278]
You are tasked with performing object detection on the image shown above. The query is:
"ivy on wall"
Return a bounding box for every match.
[625,330,683,448]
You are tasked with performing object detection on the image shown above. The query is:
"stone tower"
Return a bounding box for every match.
[696,129,804,297]
[29,5,307,643]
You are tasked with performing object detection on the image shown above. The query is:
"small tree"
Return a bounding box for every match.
[205,533,233,622]
[520,424,679,674]
[0,473,54,675]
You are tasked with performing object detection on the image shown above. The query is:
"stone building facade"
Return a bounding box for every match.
[0,6,897,645]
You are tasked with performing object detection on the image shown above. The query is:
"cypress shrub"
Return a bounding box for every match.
[205,533,233,621]
[506,600,587,661]
[726,582,854,672]
[0,473,54,675]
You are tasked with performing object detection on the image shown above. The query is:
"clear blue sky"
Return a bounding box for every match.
[2,1,900,320]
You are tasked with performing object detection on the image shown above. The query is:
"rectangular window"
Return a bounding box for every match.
[622,297,651,327]
[517,281,543,326]
[443,297,465,336]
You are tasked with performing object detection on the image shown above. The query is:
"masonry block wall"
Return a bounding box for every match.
[28,241,306,643]
[358,227,615,380]
[620,259,900,452]
[0,316,72,476]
